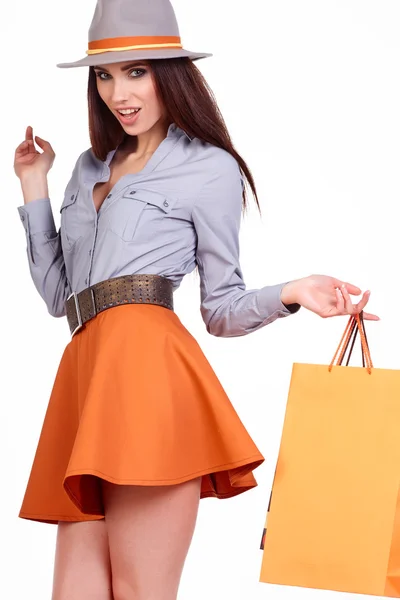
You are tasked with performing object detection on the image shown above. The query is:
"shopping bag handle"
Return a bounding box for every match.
[329,312,373,373]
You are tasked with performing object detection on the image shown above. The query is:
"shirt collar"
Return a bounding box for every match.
[167,122,193,142]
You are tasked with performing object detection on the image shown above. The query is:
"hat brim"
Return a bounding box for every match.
[57,48,212,68]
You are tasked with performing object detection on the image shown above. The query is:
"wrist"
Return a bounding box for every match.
[20,173,49,204]
[281,279,302,306]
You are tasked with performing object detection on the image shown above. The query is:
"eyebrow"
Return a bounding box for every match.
[93,62,147,72]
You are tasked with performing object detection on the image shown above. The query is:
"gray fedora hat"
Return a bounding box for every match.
[57,0,212,68]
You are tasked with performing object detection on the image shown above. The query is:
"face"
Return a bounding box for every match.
[93,61,165,136]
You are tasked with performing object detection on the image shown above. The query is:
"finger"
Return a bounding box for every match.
[16,139,37,157]
[25,126,34,142]
[354,290,371,313]
[340,284,356,314]
[331,279,362,296]
[15,140,36,159]
[24,126,36,154]
[15,140,29,154]
[335,287,345,314]
[342,281,362,296]
[363,312,380,321]
[35,136,54,155]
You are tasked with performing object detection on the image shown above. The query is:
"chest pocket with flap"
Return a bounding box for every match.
[110,187,177,241]
[59,187,82,250]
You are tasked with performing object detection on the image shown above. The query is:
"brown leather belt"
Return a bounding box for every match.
[65,274,174,336]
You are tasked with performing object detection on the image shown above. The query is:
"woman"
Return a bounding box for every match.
[14,0,378,598]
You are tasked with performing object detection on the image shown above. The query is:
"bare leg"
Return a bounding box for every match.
[103,478,202,600]
[52,520,112,600]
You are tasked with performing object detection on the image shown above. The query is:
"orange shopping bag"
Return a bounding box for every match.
[260,314,400,597]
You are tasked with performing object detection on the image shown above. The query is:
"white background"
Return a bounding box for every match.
[1,0,400,598]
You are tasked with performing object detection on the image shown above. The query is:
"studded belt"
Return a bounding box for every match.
[65,274,174,337]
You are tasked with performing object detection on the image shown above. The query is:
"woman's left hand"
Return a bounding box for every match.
[281,274,379,321]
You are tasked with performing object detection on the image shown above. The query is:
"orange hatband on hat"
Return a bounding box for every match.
[87,36,183,55]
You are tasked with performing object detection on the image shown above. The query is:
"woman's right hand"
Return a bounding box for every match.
[14,126,55,181]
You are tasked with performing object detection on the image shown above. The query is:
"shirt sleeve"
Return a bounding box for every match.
[17,198,70,317]
[192,156,300,337]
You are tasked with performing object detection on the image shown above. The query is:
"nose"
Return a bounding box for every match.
[110,77,131,105]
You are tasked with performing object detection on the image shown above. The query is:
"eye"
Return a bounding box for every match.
[95,71,110,81]
[129,68,146,78]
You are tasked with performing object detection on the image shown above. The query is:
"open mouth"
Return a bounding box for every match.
[116,108,141,120]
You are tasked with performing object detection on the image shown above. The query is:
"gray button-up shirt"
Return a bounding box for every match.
[18,123,297,337]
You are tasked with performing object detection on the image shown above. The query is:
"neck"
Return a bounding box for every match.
[122,119,170,158]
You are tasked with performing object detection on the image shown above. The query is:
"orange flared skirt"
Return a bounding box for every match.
[19,304,264,524]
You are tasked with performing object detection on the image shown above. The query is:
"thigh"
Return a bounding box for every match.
[103,478,202,600]
[52,520,112,600]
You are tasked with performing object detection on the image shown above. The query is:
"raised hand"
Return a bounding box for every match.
[14,126,55,181]
[14,126,56,204]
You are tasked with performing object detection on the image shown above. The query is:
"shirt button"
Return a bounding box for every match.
[85,278,88,285]
[70,194,75,201]
[130,190,136,195]
[107,193,112,199]
[163,200,169,207]
[20,214,25,221]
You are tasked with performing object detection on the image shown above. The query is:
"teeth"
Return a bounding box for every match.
[118,108,140,115]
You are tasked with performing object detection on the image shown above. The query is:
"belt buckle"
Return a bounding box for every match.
[67,291,83,337]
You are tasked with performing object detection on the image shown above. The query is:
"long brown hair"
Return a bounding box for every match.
[88,58,259,211]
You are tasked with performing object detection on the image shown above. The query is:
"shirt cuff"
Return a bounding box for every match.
[257,282,301,318]
[17,199,57,235]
